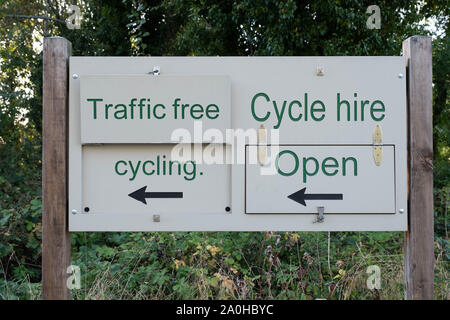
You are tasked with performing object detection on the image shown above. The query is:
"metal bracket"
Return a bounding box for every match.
[148,66,160,75]
[313,206,325,223]
[372,124,383,166]
[316,66,325,76]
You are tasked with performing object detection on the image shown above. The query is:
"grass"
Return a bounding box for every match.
[67,232,448,300]
[1,232,448,300]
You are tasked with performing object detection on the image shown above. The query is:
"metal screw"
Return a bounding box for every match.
[399,209,405,214]
[71,209,78,215]
[153,214,160,222]
[149,66,160,75]
[72,74,79,79]
[398,73,404,78]
[313,206,325,223]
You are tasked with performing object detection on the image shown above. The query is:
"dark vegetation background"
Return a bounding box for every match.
[0,0,448,299]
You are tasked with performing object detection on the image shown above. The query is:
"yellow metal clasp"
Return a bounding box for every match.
[372,125,383,166]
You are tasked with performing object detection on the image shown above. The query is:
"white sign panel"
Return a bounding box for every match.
[246,145,395,214]
[82,144,231,215]
[69,57,407,231]
[80,75,230,143]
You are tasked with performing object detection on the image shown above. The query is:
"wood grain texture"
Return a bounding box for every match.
[402,36,434,300]
[42,37,72,300]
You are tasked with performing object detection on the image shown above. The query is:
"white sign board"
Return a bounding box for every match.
[82,144,231,215]
[80,75,231,143]
[69,57,407,231]
[246,145,395,214]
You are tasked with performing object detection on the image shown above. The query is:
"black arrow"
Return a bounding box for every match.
[288,187,343,206]
[128,186,183,205]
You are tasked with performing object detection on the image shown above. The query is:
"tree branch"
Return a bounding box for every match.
[5,14,65,24]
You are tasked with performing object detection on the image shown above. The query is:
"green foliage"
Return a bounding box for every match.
[69,231,447,299]
[0,0,448,299]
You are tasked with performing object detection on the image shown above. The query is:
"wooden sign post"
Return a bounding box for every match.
[42,37,72,300]
[402,36,434,299]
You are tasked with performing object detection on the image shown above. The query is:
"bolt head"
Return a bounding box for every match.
[152,66,160,75]
[72,74,79,79]
[399,209,405,214]
[71,209,78,215]
[398,73,404,78]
